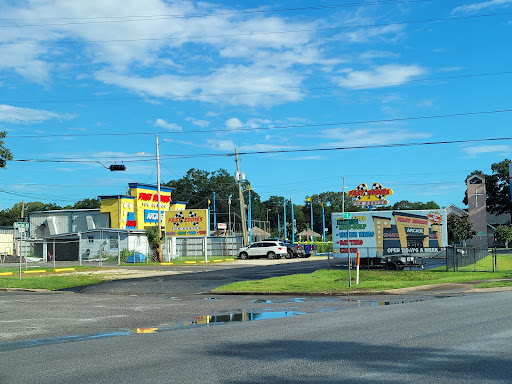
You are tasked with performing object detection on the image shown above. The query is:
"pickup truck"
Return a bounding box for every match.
[265,239,316,259]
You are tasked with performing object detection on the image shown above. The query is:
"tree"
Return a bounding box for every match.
[447,214,476,246]
[73,198,101,209]
[0,201,62,226]
[0,131,12,168]
[388,200,440,210]
[495,225,512,248]
[487,159,512,217]
[145,226,163,262]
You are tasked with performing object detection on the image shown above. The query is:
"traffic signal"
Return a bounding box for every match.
[109,164,126,171]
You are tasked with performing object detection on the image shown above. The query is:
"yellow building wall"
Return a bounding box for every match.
[100,197,135,229]
[100,184,187,230]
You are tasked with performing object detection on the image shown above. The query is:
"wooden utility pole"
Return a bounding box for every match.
[156,135,162,262]
[235,150,248,246]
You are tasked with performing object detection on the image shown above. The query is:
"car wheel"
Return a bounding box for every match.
[239,252,248,260]
[285,250,293,259]
[267,251,275,260]
[304,254,311,258]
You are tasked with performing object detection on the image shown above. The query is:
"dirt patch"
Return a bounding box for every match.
[73,269,182,280]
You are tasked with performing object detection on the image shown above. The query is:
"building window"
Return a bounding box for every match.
[88,236,94,243]
[110,235,119,249]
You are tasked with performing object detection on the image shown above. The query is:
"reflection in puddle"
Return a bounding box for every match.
[356,299,423,307]
[254,297,423,307]
[0,310,306,352]
[253,297,341,304]
[0,299,421,352]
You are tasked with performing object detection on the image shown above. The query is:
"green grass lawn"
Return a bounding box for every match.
[213,269,512,294]
[0,266,108,290]
[454,253,512,272]
[3,259,512,292]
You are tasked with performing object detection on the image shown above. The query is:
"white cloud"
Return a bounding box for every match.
[153,119,182,131]
[0,105,75,123]
[336,64,426,89]
[224,117,274,131]
[452,0,512,14]
[320,127,431,147]
[185,117,210,128]
[0,0,339,107]
[462,145,512,157]
[206,139,236,151]
[95,65,305,107]
[225,118,244,130]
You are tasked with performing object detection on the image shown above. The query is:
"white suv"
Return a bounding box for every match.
[238,241,288,260]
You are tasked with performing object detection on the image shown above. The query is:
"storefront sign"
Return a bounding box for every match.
[348,182,393,206]
[145,210,165,223]
[165,209,209,237]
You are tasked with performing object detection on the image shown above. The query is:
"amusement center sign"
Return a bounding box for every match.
[348,182,393,206]
[165,209,209,237]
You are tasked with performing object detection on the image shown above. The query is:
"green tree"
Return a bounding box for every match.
[388,200,440,210]
[447,213,476,246]
[73,198,101,209]
[495,225,512,248]
[0,131,13,168]
[0,201,62,226]
[145,226,163,262]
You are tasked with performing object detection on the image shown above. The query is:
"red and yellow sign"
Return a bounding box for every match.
[165,209,209,237]
[348,182,393,206]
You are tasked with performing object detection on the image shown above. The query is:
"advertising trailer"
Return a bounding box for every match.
[331,210,447,269]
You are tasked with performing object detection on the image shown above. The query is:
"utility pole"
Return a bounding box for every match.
[156,135,162,263]
[235,150,248,246]
[342,176,345,215]
[228,195,232,235]
[213,191,216,231]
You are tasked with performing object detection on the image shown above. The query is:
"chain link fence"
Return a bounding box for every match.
[446,247,512,272]
[328,246,512,272]
[164,236,242,263]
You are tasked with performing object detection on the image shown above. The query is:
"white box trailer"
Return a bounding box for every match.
[331,210,448,270]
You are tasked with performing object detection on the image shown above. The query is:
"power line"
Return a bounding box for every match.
[3,70,512,106]
[6,107,512,139]
[4,11,511,45]
[8,136,512,164]
[0,0,436,26]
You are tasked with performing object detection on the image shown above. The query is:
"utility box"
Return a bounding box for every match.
[127,251,146,263]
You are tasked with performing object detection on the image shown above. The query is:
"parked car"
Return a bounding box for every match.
[238,241,288,260]
[264,238,313,259]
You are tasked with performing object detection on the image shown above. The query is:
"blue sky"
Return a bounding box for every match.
[1,0,512,210]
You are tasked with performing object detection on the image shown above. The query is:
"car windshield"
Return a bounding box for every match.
[279,242,286,246]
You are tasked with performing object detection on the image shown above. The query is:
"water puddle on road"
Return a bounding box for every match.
[0,310,306,352]
[0,299,420,352]
[253,297,424,306]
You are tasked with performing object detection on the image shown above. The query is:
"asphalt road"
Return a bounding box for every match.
[2,291,512,383]
[0,258,452,343]
[2,257,510,383]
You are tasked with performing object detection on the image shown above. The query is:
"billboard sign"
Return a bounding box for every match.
[332,209,447,257]
[165,209,208,237]
[348,182,393,206]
